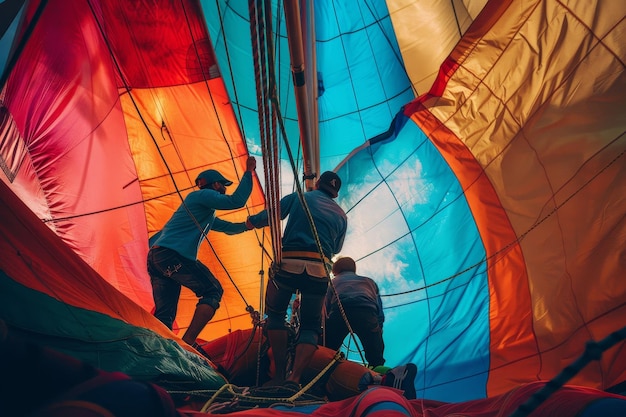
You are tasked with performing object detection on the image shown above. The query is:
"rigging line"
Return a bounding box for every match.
[256,228,269,319]
[255,230,268,386]
[249,0,271,257]
[257,0,280,262]
[265,14,327,273]
[248,2,276,332]
[87,0,252,307]
[269,93,332,275]
[286,351,344,402]
[250,0,282,264]
[263,0,284,265]
[450,0,463,38]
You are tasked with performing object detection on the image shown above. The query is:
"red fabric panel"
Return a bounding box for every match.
[0,175,189,350]
[94,0,217,88]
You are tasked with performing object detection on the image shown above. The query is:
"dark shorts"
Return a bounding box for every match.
[147,246,223,329]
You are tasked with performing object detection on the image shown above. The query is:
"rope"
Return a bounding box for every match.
[250,0,283,265]
[262,0,283,267]
[190,384,325,413]
[287,351,343,402]
[187,351,341,412]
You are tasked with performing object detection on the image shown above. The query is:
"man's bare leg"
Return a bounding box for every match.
[182,304,215,345]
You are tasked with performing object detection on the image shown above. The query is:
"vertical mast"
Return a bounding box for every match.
[283,0,319,190]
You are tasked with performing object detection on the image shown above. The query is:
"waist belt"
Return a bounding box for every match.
[282,251,330,264]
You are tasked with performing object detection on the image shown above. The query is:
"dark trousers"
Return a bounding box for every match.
[147,246,223,329]
[323,306,385,367]
[265,268,328,338]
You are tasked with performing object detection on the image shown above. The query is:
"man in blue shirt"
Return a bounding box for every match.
[246,171,348,387]
[324,256,386,367]
[147,157,256,347]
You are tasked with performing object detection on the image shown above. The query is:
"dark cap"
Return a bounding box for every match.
[317,171,341,198]
[196,169,233,186]
[332,257,356,274]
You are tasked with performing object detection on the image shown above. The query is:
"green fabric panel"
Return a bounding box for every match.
[0,271,226,391]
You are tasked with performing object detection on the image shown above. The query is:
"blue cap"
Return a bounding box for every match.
[195,169,233,186]
[317,171,341,198]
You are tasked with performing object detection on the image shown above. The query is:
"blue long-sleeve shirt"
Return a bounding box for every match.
[325,271,385,324]
[248,189,347,260]
[151,171,252,260]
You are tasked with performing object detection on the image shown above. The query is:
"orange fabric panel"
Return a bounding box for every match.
[122,79,271,340]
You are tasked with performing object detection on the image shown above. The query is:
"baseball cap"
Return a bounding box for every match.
[195,169,233,186]
[317,171,341,198]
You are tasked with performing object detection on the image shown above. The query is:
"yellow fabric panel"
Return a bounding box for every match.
[387,0,488,95]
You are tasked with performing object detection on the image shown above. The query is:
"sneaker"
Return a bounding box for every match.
[384,363,417,400]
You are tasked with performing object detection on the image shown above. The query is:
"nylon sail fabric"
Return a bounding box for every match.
[1,0,269,339]
[334,0,626,400]
[0,0,624,405]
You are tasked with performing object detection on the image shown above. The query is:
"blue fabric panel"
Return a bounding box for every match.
[336,116,490,402]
